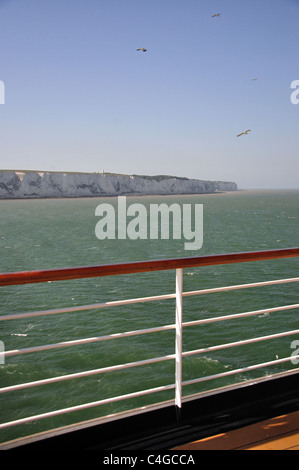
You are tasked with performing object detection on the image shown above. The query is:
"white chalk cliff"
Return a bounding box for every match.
[0,171,237,199]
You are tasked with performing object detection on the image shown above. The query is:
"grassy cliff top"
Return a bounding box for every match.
[0,170,190,180]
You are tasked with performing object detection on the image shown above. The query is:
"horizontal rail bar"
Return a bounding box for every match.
[182,329,299,357]
[5,324,176,357]
[183,355,299,387]
[0,354,176,394]
[182,303,299,328]
[2,277,298,322]
[2,355,298,431]
[0,293,176,322]
[183,277,299,297]
[0,383,176,430]
[4,328,298,391]
[5,302,299,357]
[4,319,299,390]
[0,248,298,286]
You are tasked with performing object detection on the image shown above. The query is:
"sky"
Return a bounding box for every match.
[0,0,298,189]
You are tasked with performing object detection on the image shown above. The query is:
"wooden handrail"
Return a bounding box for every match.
[0,248,298,287]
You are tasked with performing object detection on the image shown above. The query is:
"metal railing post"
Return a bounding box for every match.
[175,268,183,416]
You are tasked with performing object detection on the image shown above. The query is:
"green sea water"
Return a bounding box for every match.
[0,190,298,443]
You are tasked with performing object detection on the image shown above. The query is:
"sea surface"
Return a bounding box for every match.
[0,190,298,443]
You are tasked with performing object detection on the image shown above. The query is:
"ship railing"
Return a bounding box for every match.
[0,248,298,434]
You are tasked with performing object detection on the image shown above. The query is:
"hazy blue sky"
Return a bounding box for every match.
[0,0,298,189]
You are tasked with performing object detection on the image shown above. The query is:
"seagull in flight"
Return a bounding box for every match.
[212,13,220,17]
[237,129,251,137]
[136,48,147,52]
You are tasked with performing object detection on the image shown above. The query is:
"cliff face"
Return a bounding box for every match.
[0,171,237,199]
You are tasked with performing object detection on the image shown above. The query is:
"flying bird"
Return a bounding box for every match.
[136,48,147,52]
[212,13,220,17]
[237,129,251,137]
[251,78,258,81]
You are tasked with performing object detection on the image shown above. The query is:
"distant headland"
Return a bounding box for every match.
[0,170,238,199]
